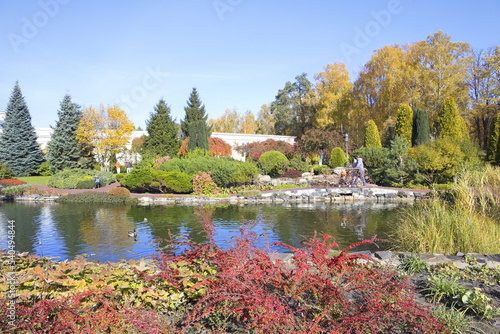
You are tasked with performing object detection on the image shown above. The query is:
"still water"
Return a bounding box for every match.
[0,201,406,262]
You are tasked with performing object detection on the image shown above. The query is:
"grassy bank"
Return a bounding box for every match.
[16,175,50,185]
[392,165,500,255]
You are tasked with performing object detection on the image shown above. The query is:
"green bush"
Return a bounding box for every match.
[238,189,262,197]
[115,174,125,182]
[351,147,388,169]
[312,165,330,175]
[288,158,309,173]
[48,169,115,189]
[328,147,346,168]
[160,157,257,187]
[0,163,14,179]
[36,161,53,176]
[119,166,127,174]
[257,151,288,176]
[119,168,154,192]
[153,171,192,193]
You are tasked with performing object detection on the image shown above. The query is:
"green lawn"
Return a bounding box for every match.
[17,176,51,185]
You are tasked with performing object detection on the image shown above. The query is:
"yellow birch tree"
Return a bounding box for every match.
[76,105,134,169]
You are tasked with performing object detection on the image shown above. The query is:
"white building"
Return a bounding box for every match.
[0,112,295,162]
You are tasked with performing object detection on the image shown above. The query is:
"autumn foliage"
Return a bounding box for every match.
[235,139,294,161]
[178,137,232,157]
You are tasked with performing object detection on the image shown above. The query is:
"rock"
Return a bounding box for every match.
[419,253,451,265]
[465,253,488,264]
[374,251,395,261]
[298,178,307,184]
[456,251,465,257]
[302,172,312,178]
[256,175,271,183]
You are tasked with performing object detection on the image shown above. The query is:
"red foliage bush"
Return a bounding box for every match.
[282,169,302,178]
[236,139,294,161]
[178,137,232,157]
[152,209,449,333]
[0,178,26,186]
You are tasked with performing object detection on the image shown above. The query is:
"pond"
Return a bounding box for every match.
[0,201,407,262]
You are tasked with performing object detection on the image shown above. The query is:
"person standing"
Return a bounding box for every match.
[352,154,366,187]
[126,160,133,173]
[94,175,101,189]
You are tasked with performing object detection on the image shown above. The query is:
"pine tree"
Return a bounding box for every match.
[0,82,44,176]
[411,108,431,146]
[180,88,210,138]
[46,94,90,173]
[394,104,413,146]
[364,120,382,148]
[486,112,500,163]
[438,98,463,139]
[143,99,180,157]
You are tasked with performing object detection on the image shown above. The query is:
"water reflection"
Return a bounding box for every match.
[0,201,406,262]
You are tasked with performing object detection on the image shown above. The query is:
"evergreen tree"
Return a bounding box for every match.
[487,112,500,163]
[143,99,180,157]
[328,147,347,168]
[46,94,90,173]
[394,104,413,146]
[187,120,210,152]
[364,120,382,148]
[180,88,210,138]
[0,82,44,176]
[411,108,431,146]
[437,98,467,139]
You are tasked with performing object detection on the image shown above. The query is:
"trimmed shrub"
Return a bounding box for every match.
[57,192,137,204]
[288,158,309,173]
[108,187,131,197]
[258,151,288,176]
[153,170,192,194]
[328,147,346,168]
[118,168,154,192]
[395,103,413,146]
[36,161,53,176]
[115,174,125,182]
[235,139,294,161]
[48,169,114,189]
[0,178,27,187]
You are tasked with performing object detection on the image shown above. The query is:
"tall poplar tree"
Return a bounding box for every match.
[143,99,180,157]
[47,94,90,172]
[0,82,43,176]
[180,88,210,138]
[411,108,431,146]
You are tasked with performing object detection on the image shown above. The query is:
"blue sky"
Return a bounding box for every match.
[1,0,499,128]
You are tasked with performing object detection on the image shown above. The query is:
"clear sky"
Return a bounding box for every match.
[1,0,499,128]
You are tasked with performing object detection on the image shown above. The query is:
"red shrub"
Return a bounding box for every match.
[0,178,26,186]
[178,137,232,157]
[282,169,302,179]
[236,139,294,161]
[151,209,449,333]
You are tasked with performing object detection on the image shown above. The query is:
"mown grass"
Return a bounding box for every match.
[392,164,500,255]
[16,175,51,185]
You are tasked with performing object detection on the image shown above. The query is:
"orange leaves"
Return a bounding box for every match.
[76,104,134,168]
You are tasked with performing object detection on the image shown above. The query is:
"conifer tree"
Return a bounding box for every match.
[180,88,210,138]
[364,120,382,148]
[394,104,413,146]
[143,99,180,157]
[438,98,464,139]
[0,82,44,176]
[411,108,431,146]
[47,94,90,172]
[486,112,500,163]
[187,120,210,152]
